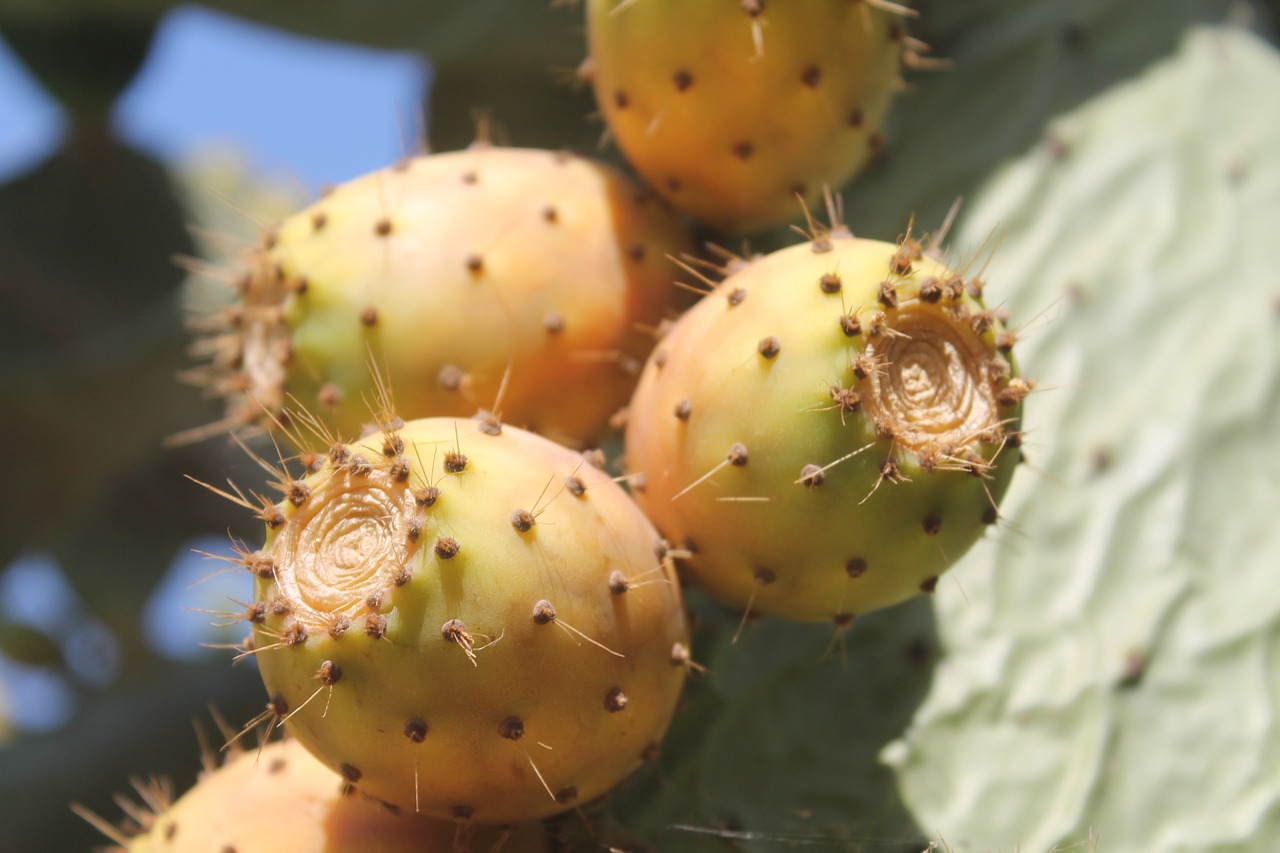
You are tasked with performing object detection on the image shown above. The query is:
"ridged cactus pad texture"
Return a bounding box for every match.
[625,228,1022,623]
[99,738,552,853]
[187,146,694,448]
[883,27,1280,850]
[585,0,910,235]
[245,416,689,824]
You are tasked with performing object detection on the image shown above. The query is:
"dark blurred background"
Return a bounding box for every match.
[1,2,1276,850]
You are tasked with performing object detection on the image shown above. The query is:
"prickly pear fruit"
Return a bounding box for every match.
[584,0,914,234]
[184,145,694,448]
[80,738,553,853]
[624,218,1023,623]
[235,414,689,824]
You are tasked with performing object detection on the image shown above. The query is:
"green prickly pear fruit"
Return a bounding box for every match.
[79,738,554,853]
[234,414,689,825]
[184,145,695,448]
[584,0,915,234]
[624,217,1024,624]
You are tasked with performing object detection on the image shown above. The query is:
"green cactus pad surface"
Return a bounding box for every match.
[247,416,689,825]
[883,26,1280,850]
[625,229,1023,622]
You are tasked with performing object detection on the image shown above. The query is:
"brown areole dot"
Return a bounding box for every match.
[608,570,629,595]
[982,506,1000,525]
[404,718,428,743]
[393,566,413,586]
[878,281,899,308]
[441,619,470,644]
[554,787,578,804]
[283,623,308,646]
[311,211,328,231]
[753,566,776,586]
[498,715,524,741]
[799,463,825,488]
[727,286,747,306]
[339,763,362,783]
[542,204,558,223]
[444,451,468,473]
[840,312,862,337]
[848,107,864,128]
[347,455,373,477]
[532,599,556,625]
[511,509,535,532]
[318,660,342,685]
[673,69,693,91]
[374,218,393,237]
[846,557,868,578]
[258,504,286,528]
[674,398,693,421]
[671,642,692,666]
[247,552,275,578]
[604,687,628,712]
[414,485,440,507]
[758,336,781,358]
[465,254,484,276]
[438,364,463,391]
[388,457,410,482]
[833,613,855,630]
[820,272,842,294]
[728,443,749,466]
[923,515,943,536]
[544,312,565,335]
[917,278,942,303]
[461,170,478,185]
[435,537,460,559]
[365,613,388,639]
[360,306,378,327]
[329,616,351,639]
[801,65,822,88]
[920,576,939,593]
[565,474,586,497]
[732,141,754,159]
[614,89,629,109]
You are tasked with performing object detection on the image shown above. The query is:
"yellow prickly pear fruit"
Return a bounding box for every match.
[184,146,694,448]
[232,414,689,824]
[625,218,1024,624]
[78,738,554,853]
[585,0,917,234]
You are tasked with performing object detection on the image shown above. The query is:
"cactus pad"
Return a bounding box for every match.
[885,26,1280,850]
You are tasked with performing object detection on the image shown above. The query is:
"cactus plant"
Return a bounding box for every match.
[624,220,1023,623]
[78,737,555,852]
[584,0,918,234]
[883,25,1280,850]
[228,411,689,824]
[182,144,694,449]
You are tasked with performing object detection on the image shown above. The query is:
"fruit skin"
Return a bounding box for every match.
[624,227,1022,622]
[189,146,694,448]
[585,0,906,234]
[247,416,689,825]
[108,738,552,853]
